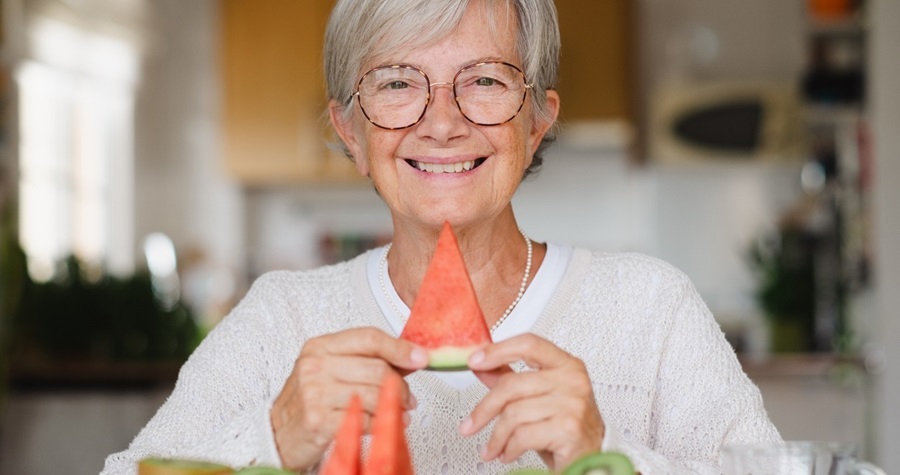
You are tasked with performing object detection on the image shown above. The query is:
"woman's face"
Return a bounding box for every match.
[331,0,559,231]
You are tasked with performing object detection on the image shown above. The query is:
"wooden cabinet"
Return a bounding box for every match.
[219,0,361,184]
[219,0,636,183]
[555,0,635,123]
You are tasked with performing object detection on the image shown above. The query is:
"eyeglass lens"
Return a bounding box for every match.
[356,62,528,130]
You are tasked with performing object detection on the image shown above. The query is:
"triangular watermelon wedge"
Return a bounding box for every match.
[362,372,414,475]
[399,221,493,370]
[319,393,363,475]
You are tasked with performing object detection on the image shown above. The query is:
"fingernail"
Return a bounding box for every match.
[479,445,489,459]
[409,393,418,409]
[403,411,411,427]
[468,350,485,367]
[411,347,428,366]
[459,417,472,435]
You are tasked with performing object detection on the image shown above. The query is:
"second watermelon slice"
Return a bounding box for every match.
[399,222,493,371]
[319,393,364,475]
[362,372,414,475]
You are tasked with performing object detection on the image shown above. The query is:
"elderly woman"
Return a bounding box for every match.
[103,0,780,473]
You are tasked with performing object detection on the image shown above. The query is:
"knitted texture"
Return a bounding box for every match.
[101,248,780,475]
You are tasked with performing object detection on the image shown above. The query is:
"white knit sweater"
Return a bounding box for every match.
[101,248,780,475]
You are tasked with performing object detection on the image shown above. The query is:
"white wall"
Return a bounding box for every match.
[515,146,804,335]
[134,0,244,278]
[870,0,900,470]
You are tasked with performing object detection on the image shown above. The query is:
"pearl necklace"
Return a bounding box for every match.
[378,229,533,333]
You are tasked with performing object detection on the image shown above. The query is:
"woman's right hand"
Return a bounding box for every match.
[270,327,428,471]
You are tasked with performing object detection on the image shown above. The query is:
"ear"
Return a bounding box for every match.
[329,99,369,177]
[527,90,560,154]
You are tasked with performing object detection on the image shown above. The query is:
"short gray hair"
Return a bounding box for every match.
[324,0,560,177]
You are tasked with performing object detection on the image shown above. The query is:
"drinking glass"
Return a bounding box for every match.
[721,441,885,475]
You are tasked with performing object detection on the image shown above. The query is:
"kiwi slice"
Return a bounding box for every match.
[561,452,636,475]
[232,467,299,475]
[138,458,233,475]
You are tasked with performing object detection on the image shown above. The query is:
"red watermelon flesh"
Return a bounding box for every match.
[319,393,363,475]
[399,221,493,370]
[362,372,414,475]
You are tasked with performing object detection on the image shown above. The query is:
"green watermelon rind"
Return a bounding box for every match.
[561,452,636,475]
[426,345,482,371]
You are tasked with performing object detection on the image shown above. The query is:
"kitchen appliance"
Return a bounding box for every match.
[649,82,804,163]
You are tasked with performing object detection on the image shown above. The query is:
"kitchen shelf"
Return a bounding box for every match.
[738,353,868,380]
[8,359,181,392]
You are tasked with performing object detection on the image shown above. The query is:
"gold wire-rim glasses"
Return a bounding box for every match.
[349,61,534,130]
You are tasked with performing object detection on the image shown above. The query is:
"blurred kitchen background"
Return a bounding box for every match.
[0,0,898,473]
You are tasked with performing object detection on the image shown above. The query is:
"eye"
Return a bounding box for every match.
[474,77,498,87]
[383,80,410,90]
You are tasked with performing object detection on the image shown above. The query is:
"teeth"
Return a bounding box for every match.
[414,160,476,174]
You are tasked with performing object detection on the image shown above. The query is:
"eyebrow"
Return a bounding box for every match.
[458,56,507,68]
[375,55,510,72]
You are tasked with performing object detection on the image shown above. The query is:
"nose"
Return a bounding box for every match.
[415,81,469,142]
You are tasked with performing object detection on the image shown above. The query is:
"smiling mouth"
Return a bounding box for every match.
[405,158,487,174]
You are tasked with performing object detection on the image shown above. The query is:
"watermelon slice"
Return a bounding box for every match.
[362,372,414,475]
[320,393,364,475]
[399,221,492,370]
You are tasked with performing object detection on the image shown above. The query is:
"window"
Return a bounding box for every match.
[16,16,137,281]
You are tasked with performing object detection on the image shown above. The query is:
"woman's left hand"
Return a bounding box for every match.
[459,333,605,471]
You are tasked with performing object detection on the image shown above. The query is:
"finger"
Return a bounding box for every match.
[304,328,429,370]
[467,333,572,372]
[482,396,555,461]
[323,394,413,437]
[323,355,396,384]
[471,365,513,389]
[318,383,381,416]
[496,420,554,464]
[461,371,550,436]
[297,406,346,452]
[328,370,418,412]
[502,416,601,469]
[501,404,605,469]
[291,357,385,413]
[293,350,420,410]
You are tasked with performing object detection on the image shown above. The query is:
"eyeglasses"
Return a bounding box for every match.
[349,61,533,130]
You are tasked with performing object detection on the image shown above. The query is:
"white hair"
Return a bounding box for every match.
[324,0,560,176]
